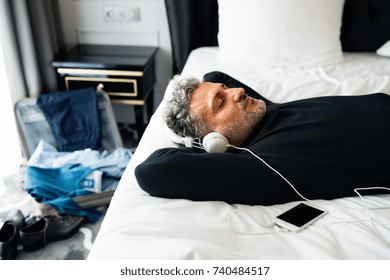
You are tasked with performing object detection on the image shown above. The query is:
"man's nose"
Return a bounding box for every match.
[231,87,245,102]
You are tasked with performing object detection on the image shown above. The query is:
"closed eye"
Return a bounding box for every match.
[218,99,224,108]
[217,97,225,109]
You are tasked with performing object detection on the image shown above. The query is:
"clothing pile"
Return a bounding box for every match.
[21,87,131,223]
[25,140,132,223]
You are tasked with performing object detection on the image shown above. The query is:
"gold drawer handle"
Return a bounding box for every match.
[97,83,104,91]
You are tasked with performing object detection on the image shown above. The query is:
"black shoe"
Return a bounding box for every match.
[0,209,24,259]
[0,221,19,260]
[20,215,85,252]
[19,218,47,252]
[46,215,85,241]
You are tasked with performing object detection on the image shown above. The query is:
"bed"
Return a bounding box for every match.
[88,0,390,259]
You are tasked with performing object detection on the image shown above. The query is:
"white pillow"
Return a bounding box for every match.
[217,0,345,67]
[376,40,390,58]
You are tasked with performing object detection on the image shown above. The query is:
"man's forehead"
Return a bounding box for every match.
[194,82,216,92]
[191,82,219,99]
[189,82,215,118]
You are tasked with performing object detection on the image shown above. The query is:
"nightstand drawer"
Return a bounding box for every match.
[56,66,155,105]
[64,76,138,97]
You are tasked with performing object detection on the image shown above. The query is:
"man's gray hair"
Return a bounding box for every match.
[163,74,207,138]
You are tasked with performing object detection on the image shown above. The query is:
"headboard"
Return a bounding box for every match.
[165,0,390,73]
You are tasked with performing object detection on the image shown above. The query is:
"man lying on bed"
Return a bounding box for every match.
[135,71,390,205]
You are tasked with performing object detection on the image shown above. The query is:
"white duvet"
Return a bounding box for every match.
[88,47,390,259]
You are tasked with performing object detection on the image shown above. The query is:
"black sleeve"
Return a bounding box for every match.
[203,71,274,105]
[135,147,300,205]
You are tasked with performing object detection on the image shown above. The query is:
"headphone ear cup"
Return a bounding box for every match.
[202,132,229,153]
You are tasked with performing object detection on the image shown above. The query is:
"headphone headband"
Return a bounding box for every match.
[165,125,229,152]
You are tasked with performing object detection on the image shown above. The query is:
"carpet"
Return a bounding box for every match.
[0,172,106,260]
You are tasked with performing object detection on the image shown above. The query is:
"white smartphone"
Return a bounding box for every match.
[273,203,328,232]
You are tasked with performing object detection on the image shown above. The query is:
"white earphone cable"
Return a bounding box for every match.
[353,187,390,247]
[227,208,279,235]
[230,145,311,201]
[227,144,312,234]
[227,145,390,239]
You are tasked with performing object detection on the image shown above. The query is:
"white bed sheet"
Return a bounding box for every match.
[88,47,390,260]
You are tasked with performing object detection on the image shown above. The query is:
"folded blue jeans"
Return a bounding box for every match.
[37,87,101,152]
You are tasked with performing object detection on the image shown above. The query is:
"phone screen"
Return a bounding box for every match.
[276,203,326,227]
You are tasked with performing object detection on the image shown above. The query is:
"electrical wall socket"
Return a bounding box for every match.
[103,6,140,22]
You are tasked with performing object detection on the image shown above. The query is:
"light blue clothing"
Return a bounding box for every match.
[25,140,132,222]
[25,164,101,223]
[28,140,132,190]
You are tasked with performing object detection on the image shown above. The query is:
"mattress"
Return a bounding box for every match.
[88,47,390,260]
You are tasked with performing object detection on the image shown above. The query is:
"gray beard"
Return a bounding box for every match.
[221,99,266,145]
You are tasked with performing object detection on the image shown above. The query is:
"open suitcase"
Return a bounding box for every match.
[14,88,123,208]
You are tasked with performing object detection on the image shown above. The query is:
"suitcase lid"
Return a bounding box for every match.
[14,90,122,159]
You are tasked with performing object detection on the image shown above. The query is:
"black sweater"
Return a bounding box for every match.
[135,72,390,205]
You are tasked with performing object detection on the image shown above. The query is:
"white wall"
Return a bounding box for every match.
[57,0,172,123]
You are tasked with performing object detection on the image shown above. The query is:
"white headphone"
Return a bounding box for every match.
[202,132,230,153]
[165,126,229,153]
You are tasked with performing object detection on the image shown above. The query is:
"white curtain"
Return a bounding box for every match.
[0,0,64,174]
[0,32,23,176]
[0,0,63,103]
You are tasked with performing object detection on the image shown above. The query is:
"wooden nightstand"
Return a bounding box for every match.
[52,44,158,139]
